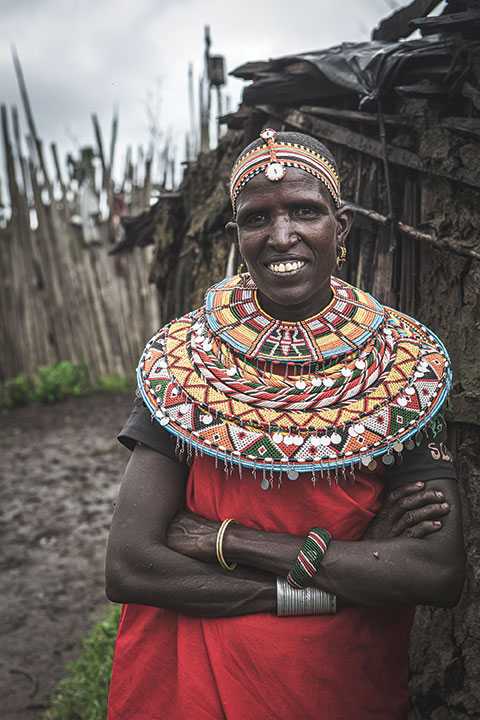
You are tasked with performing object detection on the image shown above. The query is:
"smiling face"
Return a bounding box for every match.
[226,169,353,322]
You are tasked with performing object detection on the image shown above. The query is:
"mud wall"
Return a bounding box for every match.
[338,97,480,719]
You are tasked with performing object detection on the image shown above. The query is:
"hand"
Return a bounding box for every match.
[363,481,450,541]
[167,511,220,562]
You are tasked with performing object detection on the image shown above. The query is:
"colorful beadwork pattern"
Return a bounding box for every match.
[205,275,384,362]
[138,276,451,480]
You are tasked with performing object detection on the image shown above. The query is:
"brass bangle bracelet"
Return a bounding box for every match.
[216,518,238,571]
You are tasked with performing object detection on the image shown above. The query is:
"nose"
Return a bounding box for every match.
[267,215,299,250]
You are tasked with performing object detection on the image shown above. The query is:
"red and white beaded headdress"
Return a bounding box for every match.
[229,128,341,214]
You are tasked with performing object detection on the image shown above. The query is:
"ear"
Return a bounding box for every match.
[225,221,239,245]
[335,205,354,247]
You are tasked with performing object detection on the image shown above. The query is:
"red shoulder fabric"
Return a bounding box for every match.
[108,456,413,720]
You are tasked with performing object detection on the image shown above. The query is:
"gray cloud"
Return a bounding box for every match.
[1,0,394,189]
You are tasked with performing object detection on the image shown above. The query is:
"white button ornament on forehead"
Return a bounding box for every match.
[265,162,286,181]
[260,128,287,182]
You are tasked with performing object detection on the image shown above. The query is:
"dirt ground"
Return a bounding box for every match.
[0,392,134,720]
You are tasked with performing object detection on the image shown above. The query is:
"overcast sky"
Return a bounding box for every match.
[0,0,401,190]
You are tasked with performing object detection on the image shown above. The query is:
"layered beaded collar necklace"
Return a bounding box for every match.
[138,275,451,488]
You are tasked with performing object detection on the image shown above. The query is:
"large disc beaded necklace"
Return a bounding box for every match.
[137,274,451,488]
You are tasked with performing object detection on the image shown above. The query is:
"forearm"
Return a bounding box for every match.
[224,517,463,608]
[106,542,276,617]
[316,537,459,607]
[106,444,276,618]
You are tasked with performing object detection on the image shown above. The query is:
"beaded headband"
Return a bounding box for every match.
[230,128,341,214]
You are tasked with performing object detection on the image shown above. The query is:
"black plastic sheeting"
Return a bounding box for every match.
[231,37,474,108]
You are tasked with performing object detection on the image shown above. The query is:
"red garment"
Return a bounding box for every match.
[108,456,413,720]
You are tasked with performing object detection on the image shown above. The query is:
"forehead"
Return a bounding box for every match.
[235,168,332,212]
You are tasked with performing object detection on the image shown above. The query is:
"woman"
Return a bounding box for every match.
[106,130,465,720]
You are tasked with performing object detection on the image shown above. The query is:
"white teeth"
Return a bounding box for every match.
[269,260,305,273]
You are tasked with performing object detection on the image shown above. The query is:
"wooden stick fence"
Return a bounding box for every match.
[0,99,161,384]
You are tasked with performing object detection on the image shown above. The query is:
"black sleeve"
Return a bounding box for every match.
[386,415,456,491]
[118,396,187,468]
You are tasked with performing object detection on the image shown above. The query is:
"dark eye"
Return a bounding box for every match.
[244,213,267,227]
[294,206,318,218]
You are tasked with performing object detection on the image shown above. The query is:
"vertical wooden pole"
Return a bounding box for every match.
[216,86,223,144]
[162,142,168,189]
[11,46,55,203]
[0,105,21,378]
[199,78,206,153]
[11,105,28,195]
[1,105,21,212]
[92,113,108,190]
[51,142,66,192]
[188,63,196,158]
[92,112,117,242]
[202,26,211,152]
[51,141,68,218]
[121,146,132,193]
[109,107,118,176]
[144,153,152,209]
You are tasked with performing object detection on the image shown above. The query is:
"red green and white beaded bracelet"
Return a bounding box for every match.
[287,527,331,589]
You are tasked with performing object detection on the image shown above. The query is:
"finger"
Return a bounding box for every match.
[385,482,427,508]
[402,520,443,539]
[390,490,446,520]
[392,502,449,534]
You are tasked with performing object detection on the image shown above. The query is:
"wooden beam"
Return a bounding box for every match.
[277,107,480,189]
[299,105,406,127]
[347,201,480,261]
[410,9,480,34]
[461,81,480,111]
[440,117,480,140]
[371,0,440,41]
[281,107,423,167]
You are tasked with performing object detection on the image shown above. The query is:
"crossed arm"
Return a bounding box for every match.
[105,443,466,617]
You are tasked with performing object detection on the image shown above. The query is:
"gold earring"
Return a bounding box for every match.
[237,262,247,287]
[336,245,347,270]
